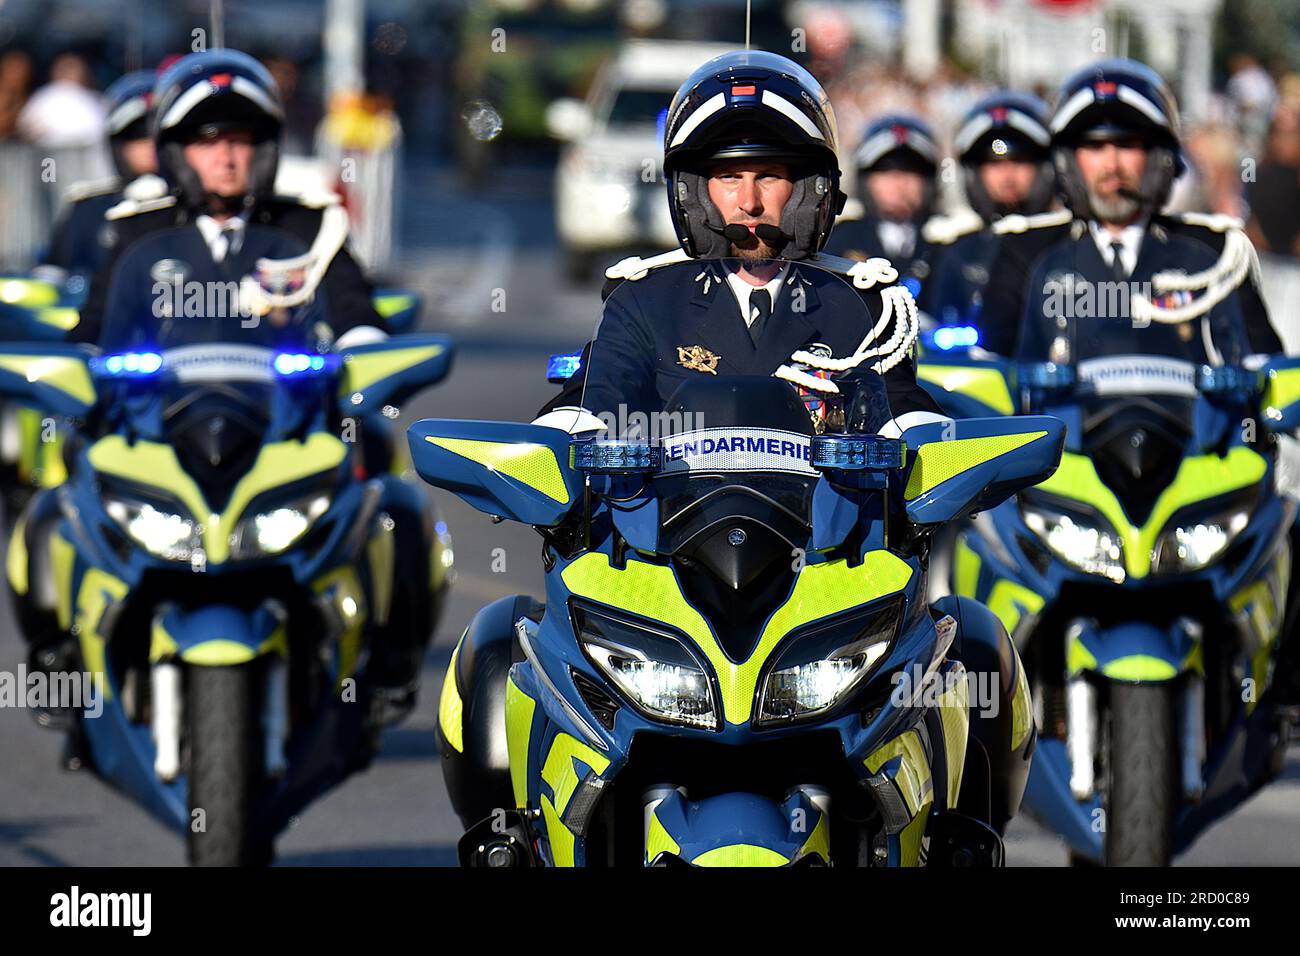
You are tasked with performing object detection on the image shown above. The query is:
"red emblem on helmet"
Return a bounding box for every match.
[891,124,909,143]
[990,107,1008,123]
[1094,81,1117,96]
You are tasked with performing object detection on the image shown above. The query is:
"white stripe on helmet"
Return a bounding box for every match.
[668,92,727,148]
[759,89,825,141]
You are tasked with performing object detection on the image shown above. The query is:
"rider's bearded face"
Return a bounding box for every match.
[1075,137,1148,224]
[706,160,795,261]
[183,128,256,212]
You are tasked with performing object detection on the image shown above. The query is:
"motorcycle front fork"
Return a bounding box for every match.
[1061,619,1205,802]
[150,655,288,783]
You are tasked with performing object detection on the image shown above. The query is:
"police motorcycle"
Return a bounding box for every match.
[0,268,422,525]
[918,324,1300,864]
[0,276,86,520]
[0,235,454,866]
[412,257,1063,867]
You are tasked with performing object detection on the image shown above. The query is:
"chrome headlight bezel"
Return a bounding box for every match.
[1020,496,1126,583]
[572,600,719,731]
[755,596,903,727]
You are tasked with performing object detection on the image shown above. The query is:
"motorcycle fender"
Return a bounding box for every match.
[1068,619,1198,682]
[149,604,285,666]
[645,789,830,867]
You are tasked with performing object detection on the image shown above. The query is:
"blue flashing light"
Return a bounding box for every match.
[94,351,163,378]
[1019,362,1076,390]
[572,440,660,473]
[811,435,905,471]
[931,325,980,351]
[547,351,583,383]
[274,352,335,377]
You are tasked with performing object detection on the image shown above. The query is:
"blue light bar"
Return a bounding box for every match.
[1197,365,1258,395]
[1019,362,1076,390]
[273,352,335,377]
[547,351,582,384]
[811,435,904,471]
[572,440,660,473]
[931,325,980,351]
[92,351,163,377]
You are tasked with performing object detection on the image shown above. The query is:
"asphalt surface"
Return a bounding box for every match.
[0,163,1296,866]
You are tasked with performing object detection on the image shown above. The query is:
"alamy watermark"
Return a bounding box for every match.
[0,665,103,718]
[890,663,1000,719]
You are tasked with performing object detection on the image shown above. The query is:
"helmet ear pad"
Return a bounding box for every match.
[673,170,731,258]
[159,140,206,211]
[249,140,280,202]
[776,170,834,260]
[1139,144,1179,211]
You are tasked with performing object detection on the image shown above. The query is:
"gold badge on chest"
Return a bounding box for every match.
[677,345,720,374]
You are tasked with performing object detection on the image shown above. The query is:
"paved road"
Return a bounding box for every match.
[0,163,1295,866]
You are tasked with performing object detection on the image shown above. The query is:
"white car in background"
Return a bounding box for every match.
[547,40,734,281]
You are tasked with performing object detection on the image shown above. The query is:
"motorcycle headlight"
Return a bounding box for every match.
[230,492,331,559]
[574,601,717,730]
[103,495,200,561]
[1151,506,1250,574]
[1021,500,1126,583]
[756,597,902,725]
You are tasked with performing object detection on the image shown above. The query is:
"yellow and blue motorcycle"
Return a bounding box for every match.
[0,326,454,865]
[919,345,1300,865]
[412,260,1063,866]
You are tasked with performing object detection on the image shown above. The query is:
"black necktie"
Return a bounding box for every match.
[1109,240,1128,280]
[748,288,772,346]
[220,223,242,262]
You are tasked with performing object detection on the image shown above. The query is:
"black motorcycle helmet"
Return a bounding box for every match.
[662,50,845,260]
[151,49,284,214]
[954,91,1054,221]
[104,70,156,180]
[852,114,940,220]
[1049,58,1185,218]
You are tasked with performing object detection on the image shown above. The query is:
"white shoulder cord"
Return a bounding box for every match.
[773,283,920,394]
[1130,227,1254,327]
[240,203,351,311]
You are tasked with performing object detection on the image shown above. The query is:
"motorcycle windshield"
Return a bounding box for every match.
[580,255,883,562]
[1072,355,1199,525]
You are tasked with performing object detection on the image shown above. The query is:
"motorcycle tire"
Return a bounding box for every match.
[1104,682,1176,866]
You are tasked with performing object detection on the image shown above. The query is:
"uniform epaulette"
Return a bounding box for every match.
[992,208,1073,235]
[270,190,340,210]
[61,177,121,204]
[1169,211,1245,233]
[604,247,691,281]
[921,208,985,246]
[105,194,178,221]
[806,252,899,290]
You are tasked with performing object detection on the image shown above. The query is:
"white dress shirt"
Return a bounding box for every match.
[1089,221,1144,276]
[725,263,789,327]
[877,221,917,260]
[195,213,249,263]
